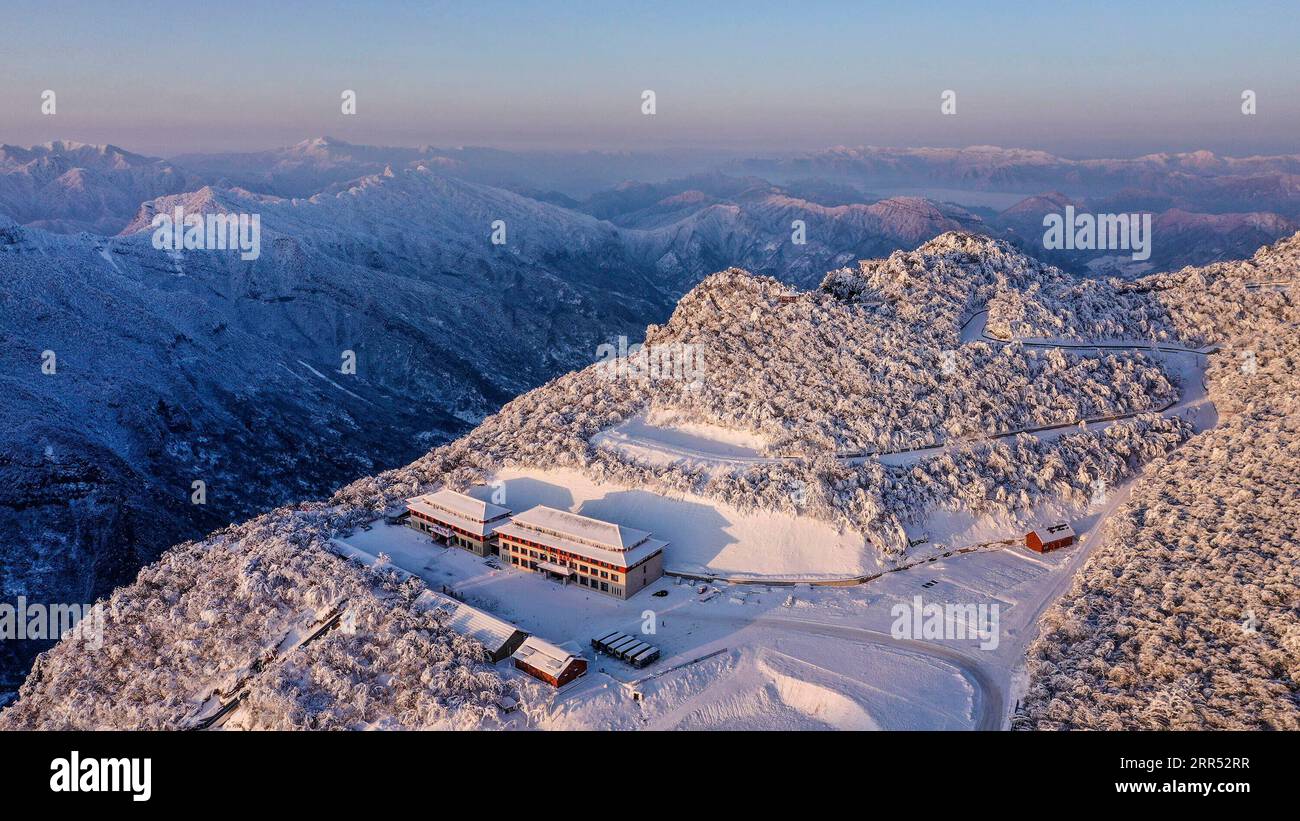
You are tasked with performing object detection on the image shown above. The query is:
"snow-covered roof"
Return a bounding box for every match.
[420,590,524,655]
[1031,522,1076,543]
[512,636,582,676]
[406,489,511,538]
[495,518,667,569]
[507,505,649,550]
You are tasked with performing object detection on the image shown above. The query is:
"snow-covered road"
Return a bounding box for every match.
[960,309,1219,355]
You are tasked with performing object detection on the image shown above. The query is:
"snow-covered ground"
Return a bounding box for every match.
[528,629,977,731]
[329,312,1219,731]
[336,460,1136,731]
[591,410,775,470]
[339,522,984,729]
[471,466,878,579]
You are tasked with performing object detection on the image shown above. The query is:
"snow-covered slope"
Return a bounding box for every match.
[0,165,674,691]
[1,231,1230,728]
[1018,234,1300,729]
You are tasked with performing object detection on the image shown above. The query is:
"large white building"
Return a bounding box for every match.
[494,505,667,599]
[405,488,511,557]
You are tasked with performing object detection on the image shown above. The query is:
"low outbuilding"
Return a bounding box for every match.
[512,637,588,687]
[1026,522,1076,553]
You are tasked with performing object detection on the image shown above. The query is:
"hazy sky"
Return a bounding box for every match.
[2,0,1297,158]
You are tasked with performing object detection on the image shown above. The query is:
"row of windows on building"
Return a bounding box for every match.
[500,535,619,571]
[503,543,621,580]
[411,511,478,540]
[506,555,615,592]
[579,575,613,593]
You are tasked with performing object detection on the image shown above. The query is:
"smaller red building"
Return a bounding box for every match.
[1026,522,1076,553]
[512,637,587,688]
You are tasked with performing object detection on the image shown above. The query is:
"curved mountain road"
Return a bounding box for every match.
[960,309,1218,355]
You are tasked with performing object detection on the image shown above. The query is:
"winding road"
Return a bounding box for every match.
[596,309,1215,470]
[635,311,1220,730]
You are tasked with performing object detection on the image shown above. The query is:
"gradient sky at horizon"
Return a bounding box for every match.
[2,0,1297,158]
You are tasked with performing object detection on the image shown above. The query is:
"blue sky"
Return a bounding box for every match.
[2,0,1296,157]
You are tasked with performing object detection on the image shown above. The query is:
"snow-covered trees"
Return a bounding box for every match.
[8,229,1291,730]
[0,510,508,730]
[1020,232,1300,730]
[989,232,1300,348]
[1020,414,1300,730]
[312,234,1201,561]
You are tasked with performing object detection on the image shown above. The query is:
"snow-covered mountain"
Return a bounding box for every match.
[4,138,1298,280]
[595,175,986,290]
[0,164,675,691]
[167,137,447,198]
[0,141,199,234]
[12,228,1281,728]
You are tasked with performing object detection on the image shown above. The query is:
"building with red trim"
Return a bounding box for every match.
[494,505,666,599]
[405,489,511,557]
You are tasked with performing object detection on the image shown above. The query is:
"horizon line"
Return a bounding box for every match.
[4,135,1299,164]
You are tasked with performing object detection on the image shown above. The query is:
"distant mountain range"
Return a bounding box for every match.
[5,138,1298,278]
[0,141,199,234]
[732,144,1300,205]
